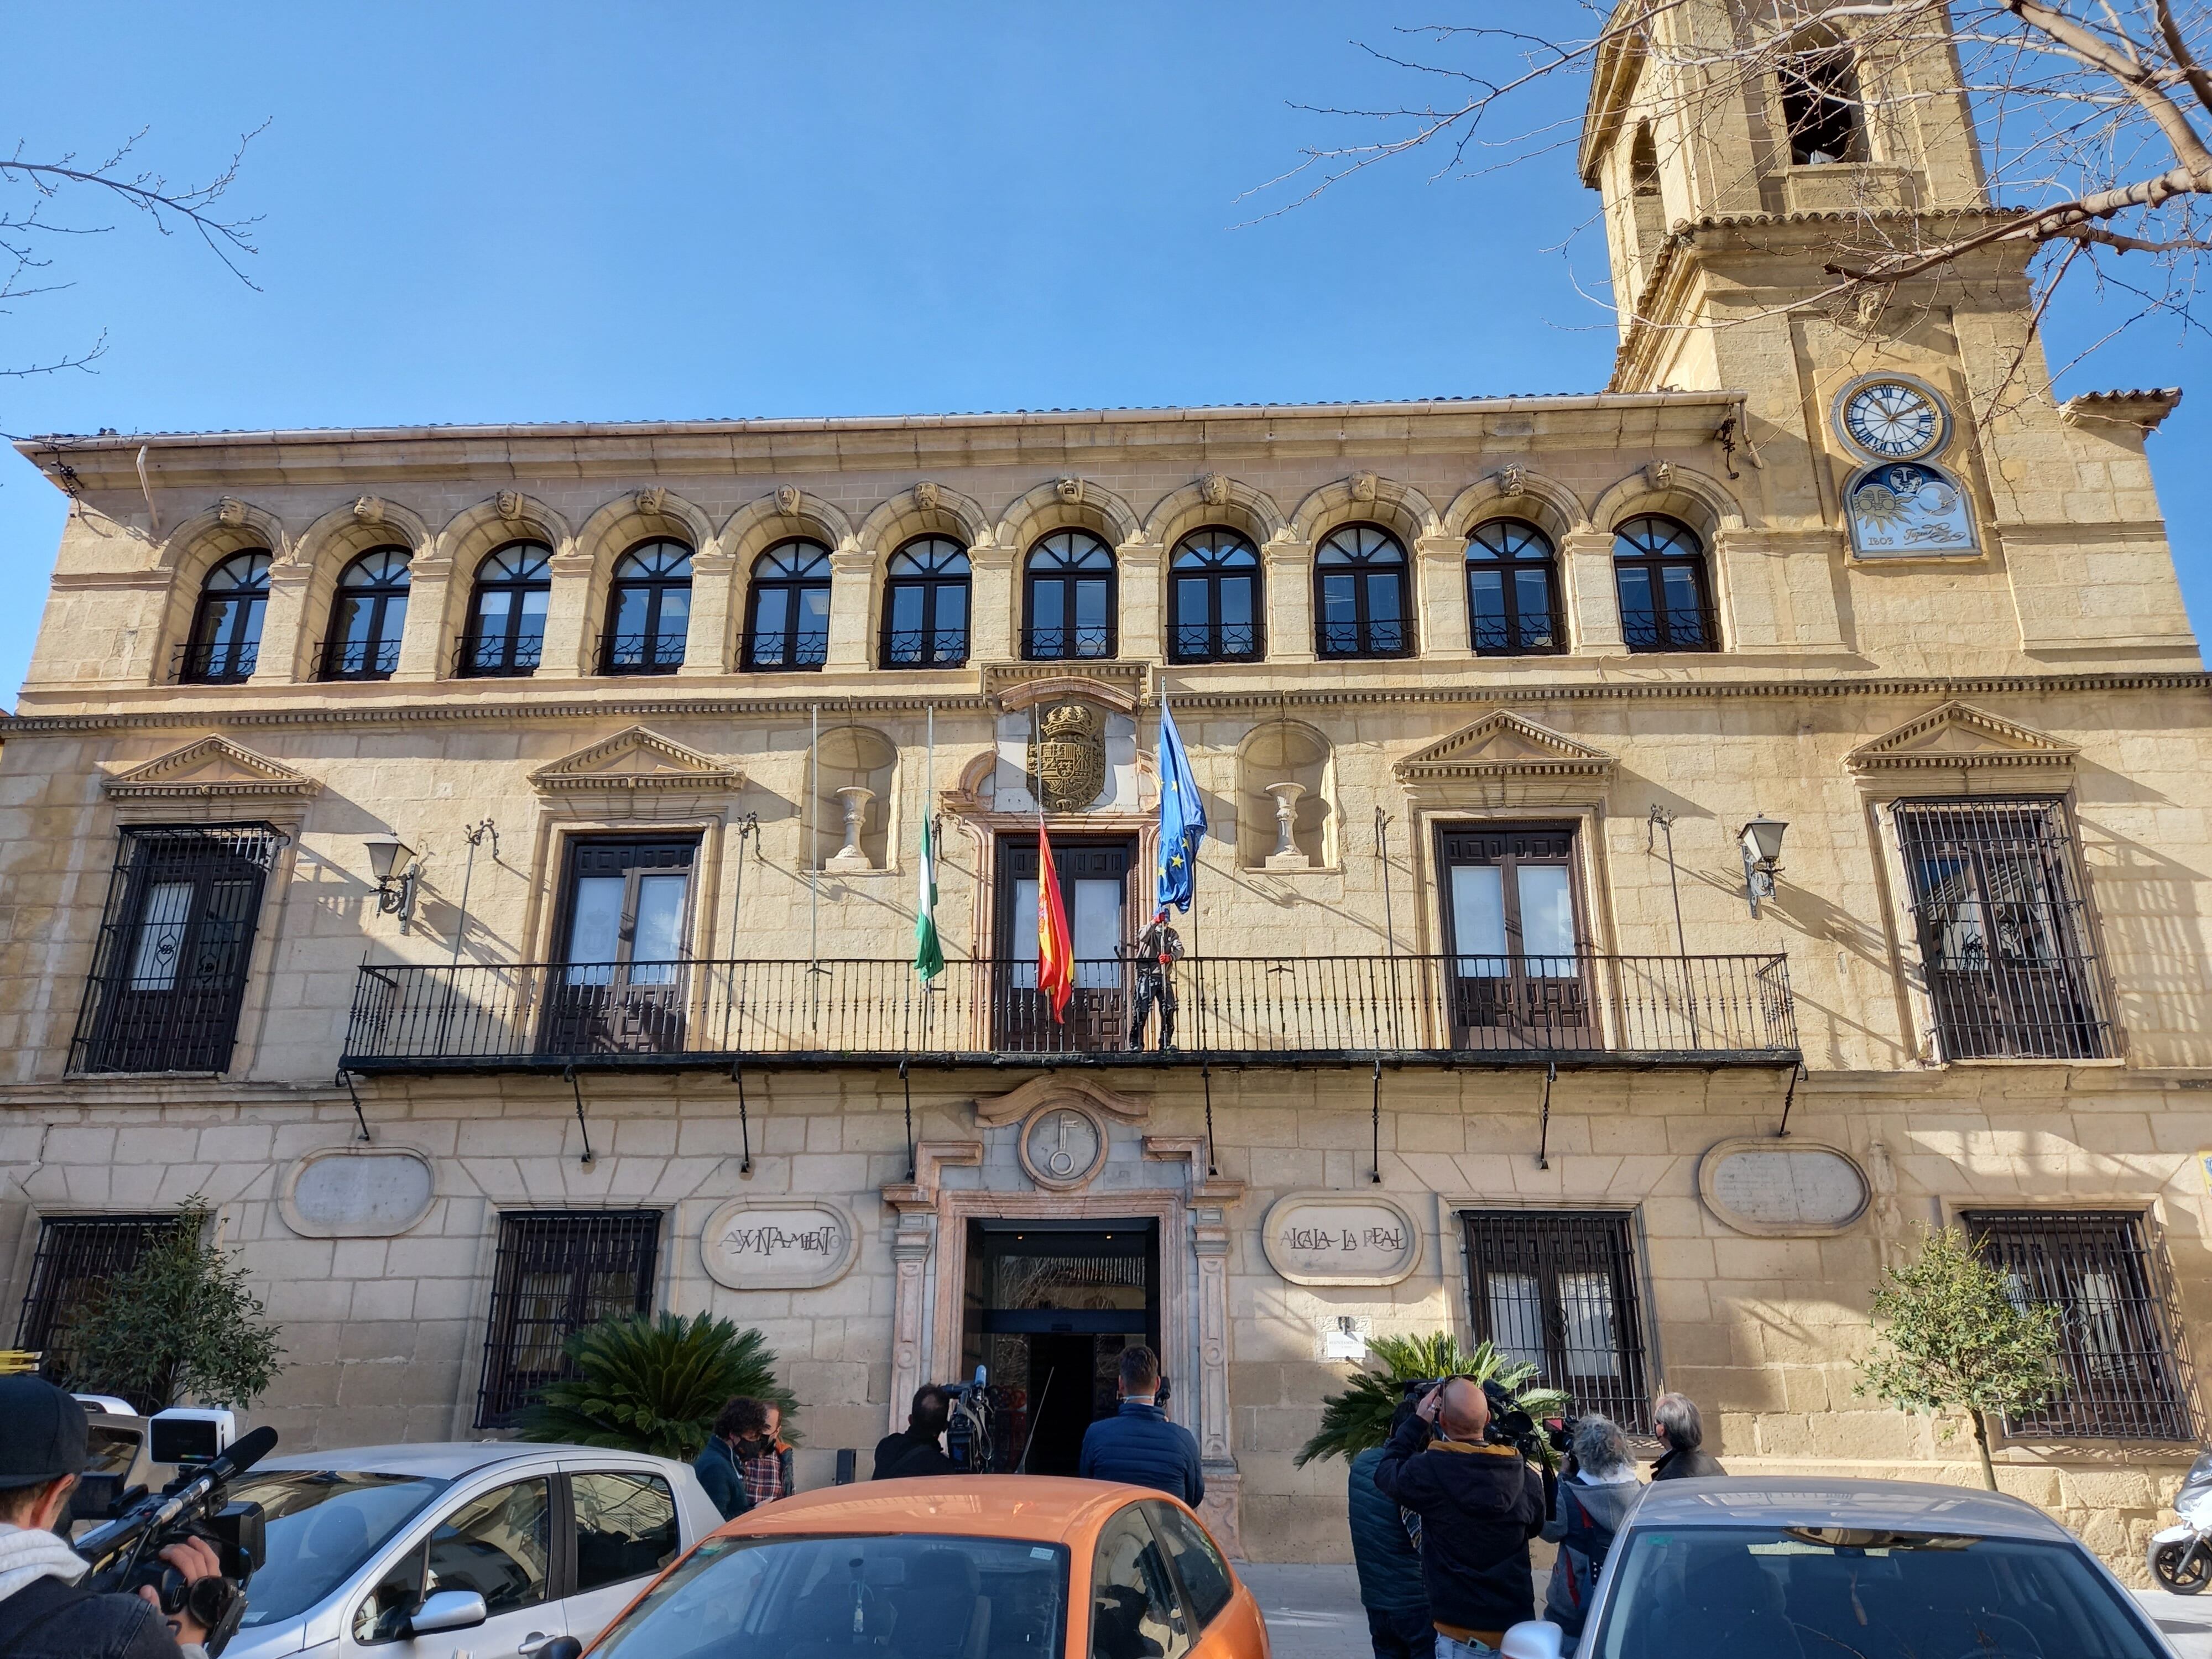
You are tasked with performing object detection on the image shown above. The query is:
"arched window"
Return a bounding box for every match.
[1169,529,1263,663]
[1613,515,1715,651]
[321,546,411,681]
[1466,520,1562,655]
[460,541,552,678]
[179,551,270,684]
[1314,525,1411,658]
[1780,44,1863,165]
[881,536,971,667]
[743,539,832,671]
[603,539,692,675]
[1024,531,1116,660]
[1630,123,1661,196]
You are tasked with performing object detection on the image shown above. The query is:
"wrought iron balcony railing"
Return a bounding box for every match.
[340,952,1797,1073]
[170,640,259,685]
[454,632,544,678]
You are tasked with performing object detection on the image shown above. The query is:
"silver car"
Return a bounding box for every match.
[1502,1477,2173,1659]
[219,1442,726,1659]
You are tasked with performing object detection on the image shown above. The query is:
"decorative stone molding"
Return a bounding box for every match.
[528,725,742,794]
[216,497,248,528]
[1144,1134,1244,1552]
[879,1139,983,1211]
[1017,1099,1109,1192]
[775,484,802,517]
[1845,701,2076,794]
[971,1073,1146,1128]
[1697,1137,1871,1238]
[1393,709,1616,808]
[700,1196,859,1290]
[1644,459,1674,491]
[914,481,942,511]
[495,490,524,520]
[351,495,387,525]
[2062,388,2182,433]
[983,661,1146,714]
[1199,472,1230,507]
[1262,1190,1424,1286]
[635,486,668,517]
[1350,471,1379,503]
[1056,477,1084,505]
[278,1145,434,1239]
[105,736,322,801]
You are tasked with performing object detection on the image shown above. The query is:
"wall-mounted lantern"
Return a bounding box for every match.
[1739,816,1788,919]
[363,832,419,924]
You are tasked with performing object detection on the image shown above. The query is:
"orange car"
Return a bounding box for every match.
[549,1475,1270,1659]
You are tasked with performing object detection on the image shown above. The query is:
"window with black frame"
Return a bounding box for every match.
[881,535,970,667]
[602,539,692,674]
[69,825,284,1075]
[540,836,697,1057]
[14,1213,173,1399]
[743,539,832,671]
[1612,515,1715,651]
[321,547,411,681]
[1024,530,1116,660]
[1168,528,1263,662]
[1462,1209,1652,1432]
[1314,524,1412,658]
[1964,1209,2203,1442]
[1466,520,1563,655]
[460,541,552,677]
[178,551,270,684]
[1892,799,2114,1060]
[476,1209,660,1428]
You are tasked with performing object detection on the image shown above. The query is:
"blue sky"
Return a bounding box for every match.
[0,2,2204,701]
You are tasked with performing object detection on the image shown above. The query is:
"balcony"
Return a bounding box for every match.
[340,953,1799,1074]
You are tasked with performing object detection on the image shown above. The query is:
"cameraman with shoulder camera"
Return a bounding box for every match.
[873,1387,955,1480]
[1373,1379,1545,1659]
[0,1376,229,1659]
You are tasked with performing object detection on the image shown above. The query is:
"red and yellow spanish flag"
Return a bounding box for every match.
[1036,820,1074,1022]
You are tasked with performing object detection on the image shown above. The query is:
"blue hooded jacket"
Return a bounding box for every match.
[1348,1446,1429,1614]
[1078,1401,1205,1506]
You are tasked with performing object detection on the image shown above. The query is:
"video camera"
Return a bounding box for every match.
[73,1418,278,1658]
[1397,1377,1554,1465]
[939,1366,994,1473]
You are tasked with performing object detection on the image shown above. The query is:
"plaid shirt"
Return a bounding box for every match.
[737,1444,787,1508]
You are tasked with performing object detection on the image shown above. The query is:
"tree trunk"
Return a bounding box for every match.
[1971,1411,1998,1491]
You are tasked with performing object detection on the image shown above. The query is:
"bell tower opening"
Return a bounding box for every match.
[1779,43,1865,166]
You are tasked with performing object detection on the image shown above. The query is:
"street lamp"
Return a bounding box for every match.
[363,832,419,923]
[1739,816,1787,919]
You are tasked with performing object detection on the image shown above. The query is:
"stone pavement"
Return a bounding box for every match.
[1240,1567,2212,1658]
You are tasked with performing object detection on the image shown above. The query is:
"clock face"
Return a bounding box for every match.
[1841,380,1944,460]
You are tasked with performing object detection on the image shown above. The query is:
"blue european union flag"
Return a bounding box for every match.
[1155,700,1207,915]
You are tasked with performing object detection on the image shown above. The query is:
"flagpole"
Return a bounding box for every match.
[808,702,820,1035]
[923,705,936,1053]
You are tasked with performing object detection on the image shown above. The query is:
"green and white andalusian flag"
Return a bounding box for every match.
[914,812,945,981]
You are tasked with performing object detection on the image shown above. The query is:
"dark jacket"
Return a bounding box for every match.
[693,1436,747,1520]
[1541,1474,1640,1637]
[0,1575,191,1659]
[1650,1443,1726,1481]
[873,1426,953,1480]
[1373,1412,1545,1641]
[1348,1446,1428,1615]
[1078,1401,1204,1506]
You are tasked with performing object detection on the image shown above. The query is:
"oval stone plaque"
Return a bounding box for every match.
[1262,1192,1424,1287]
[280,1147,434,1238]
[1697,1138,1871,1238]
[702,1197,859,1291]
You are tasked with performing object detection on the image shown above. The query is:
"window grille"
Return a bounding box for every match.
[476,1210,660,1428]
[14,1214,175,1398]
[1462,1210,1651,1432]
[1892,800,2114,1060]
[69,825,284,1076]
[1962,1209,2202,1442]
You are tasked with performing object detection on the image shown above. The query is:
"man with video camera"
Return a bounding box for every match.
[1373,1379,1546,1659]
[0,1375,233,1658]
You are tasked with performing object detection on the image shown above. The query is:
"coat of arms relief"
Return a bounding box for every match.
[1028,701,1107,812]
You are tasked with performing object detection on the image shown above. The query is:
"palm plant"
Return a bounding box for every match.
[513,1312,798,1462]
[1294,1332,1569,1468]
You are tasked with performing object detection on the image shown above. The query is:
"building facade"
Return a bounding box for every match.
[2,1,2209,1574]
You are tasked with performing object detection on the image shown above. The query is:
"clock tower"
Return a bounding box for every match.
[1578,2,2196,660]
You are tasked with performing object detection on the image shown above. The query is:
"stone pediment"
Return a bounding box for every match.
[970,1074,1147,1128]
[1395,711,1616,783]
[982,661,1145,715]
[105,737,321,801]
[1845,702,2077,777]
[529,726,742,794]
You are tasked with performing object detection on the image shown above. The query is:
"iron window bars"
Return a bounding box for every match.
[69,825,284,1076]
[1612,515,1717,652]
[476,1209,661,1428]
[1962,1209,2203,1442]
[1463,1209,1653,1432]
[14,1213,175,1402]
[1893,799,2115,1060]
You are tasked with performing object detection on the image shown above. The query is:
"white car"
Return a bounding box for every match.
[219,1441,726,1659]
[1502,1476,2173,1659]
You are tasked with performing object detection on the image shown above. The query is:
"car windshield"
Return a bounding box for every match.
[593,1532,1070,1659]
[1593,1523,2164,1659]
[227,1470,448,1627]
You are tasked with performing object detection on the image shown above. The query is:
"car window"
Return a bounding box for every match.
[352,1477,552,1643]
[227,1471,447,1631]
[1092,1506,1190,1659]
[1145,1503,1233,1627]
[1592,1523,2166,1659]
[573,1470,680,1594]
